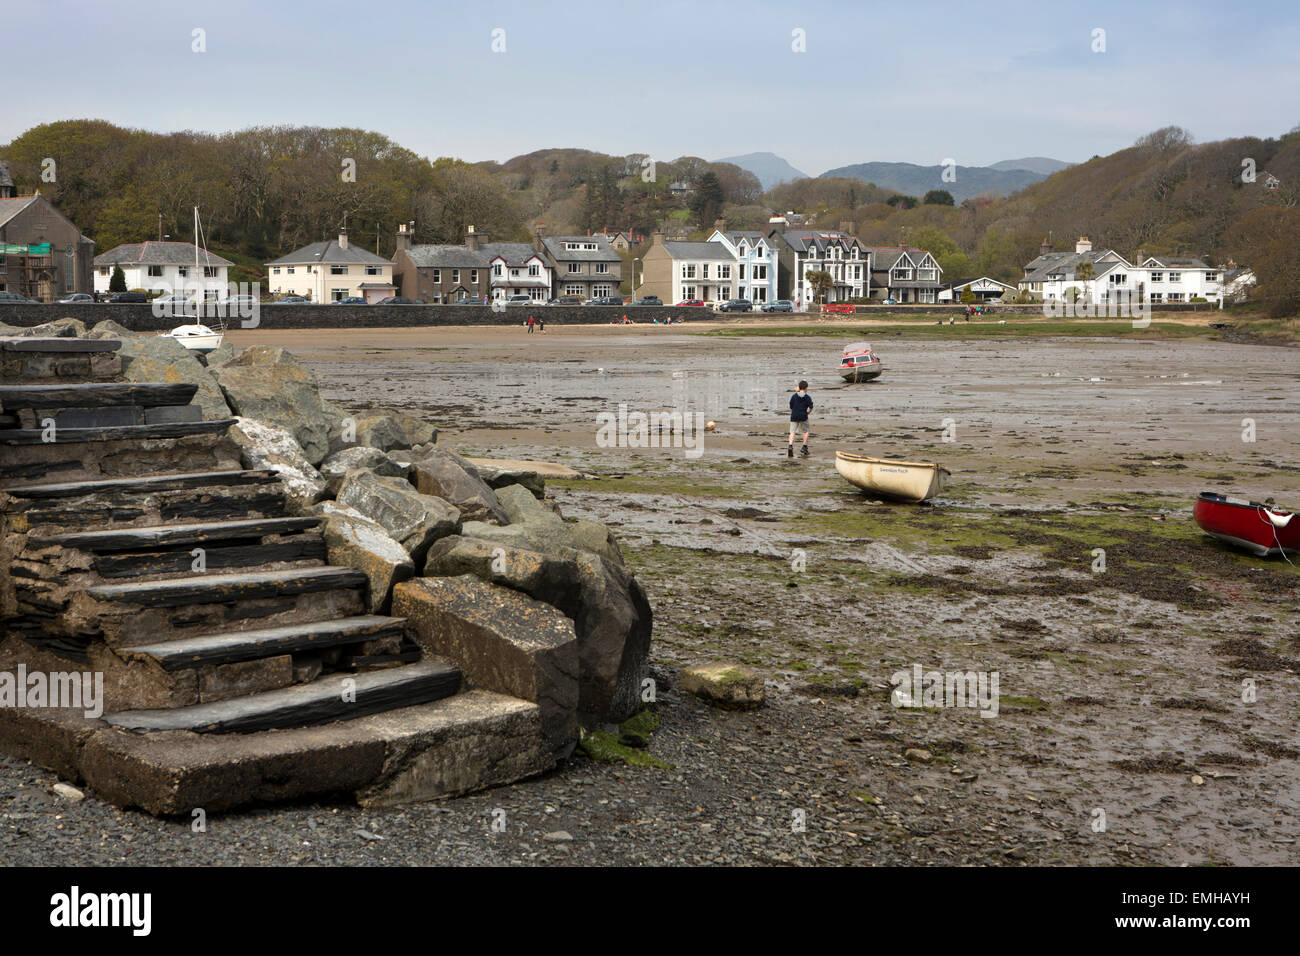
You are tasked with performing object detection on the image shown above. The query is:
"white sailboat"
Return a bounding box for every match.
[162,207,225,353]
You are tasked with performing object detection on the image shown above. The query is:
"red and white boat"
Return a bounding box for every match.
[1193,491,1300,557]
[838,342,883,382]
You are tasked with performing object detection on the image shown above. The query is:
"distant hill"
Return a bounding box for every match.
[717,152,808,191]
[818,161,1048,202]
[988,157,1072,175]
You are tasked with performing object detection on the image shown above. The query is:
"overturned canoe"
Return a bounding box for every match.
[835,451,950,503]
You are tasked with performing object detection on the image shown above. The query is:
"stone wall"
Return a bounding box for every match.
[0,301,1228,331]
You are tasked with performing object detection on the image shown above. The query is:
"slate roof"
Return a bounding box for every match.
[480,242,546,267]
[662,240,732,260]
[0,195,38,229]
[542,236,621,263]
[0,161,13,190]
[95,241,234,268]
[267,240,392,266]
[1142,256,1210,269]
[404,245,489,269]
[1020,249,1130,282]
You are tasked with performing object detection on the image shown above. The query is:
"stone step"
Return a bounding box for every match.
[90,534,326,579]
[0,337,123,382]
[0,336,122,353]
[104,659,462,734]
[13,486,289,533]
[0,382,198,409]
[0,418,236,445]
[85,566,367,609]
[118,614,407,670]
[33,516,322,551]
[4,469,280,499]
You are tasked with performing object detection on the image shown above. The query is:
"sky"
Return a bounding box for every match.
[6,0,1299,173]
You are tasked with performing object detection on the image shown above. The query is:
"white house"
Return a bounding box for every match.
[706,228,778,304]
[1021,237,1233,305]
[94,241,234,300]
[1135,256,1223,304]
[772,229,871,306]
[479,242,552,302]
[938,276,1018,302]
[266,231,395,302]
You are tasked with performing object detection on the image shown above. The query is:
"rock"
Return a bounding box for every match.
[396,415,438,448]
[336,471,460,563]
[423,535,579,599]
[203,342,236,368]
[680,664,765,710]
[318,446,410,496]
[410,450,508,524]
[352,413,411,452]
[51,782,85,802]
[93,324,232,421]
[473,462,546,499]
[216,347,337,463]
[310,502,415,613]
[905,748,934,764]
[482,485,623,566]
[543,831,573,843]
[227,417,327,511]
[18,317,87,337]
[393,576,578,760]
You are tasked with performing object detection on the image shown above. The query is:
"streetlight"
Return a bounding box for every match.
[632,257,640,300]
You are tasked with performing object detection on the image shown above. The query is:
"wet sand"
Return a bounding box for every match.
[216,322,1300,865]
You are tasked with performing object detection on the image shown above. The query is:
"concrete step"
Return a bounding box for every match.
[118,614,407,670]
[104,659,461,733]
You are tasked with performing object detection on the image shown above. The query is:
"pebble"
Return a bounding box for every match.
[904,749,933,763]
[51,783,84,803]
[543,831,574,842]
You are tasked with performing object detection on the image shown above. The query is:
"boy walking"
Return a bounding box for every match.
[788,380,813,458]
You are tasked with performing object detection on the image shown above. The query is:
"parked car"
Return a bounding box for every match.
[584,295,625,306]
[57,293,94,304]
[108,291,149,303]
[548,295,584,306]
[453,297,486,305]
[219,294,261,311]
[153,293,197,315]
[761,299,794,313]
[377,296,423,305]
[0,291,38,303]
[676,299,705,307]
[332,297,366,305]
[718,298,754,313]
[632,296,662,306]
[503,294,533,306]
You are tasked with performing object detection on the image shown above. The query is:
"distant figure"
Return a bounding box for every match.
[527,315,536,334]
[537,315,546,333]
[788,380,813,459]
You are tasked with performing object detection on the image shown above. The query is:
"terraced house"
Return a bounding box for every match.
[392,223,490,302]
[266,231,395,302]
[706,227,778,304]
[770,227,871,305]
[541,235,621,300]
[636,233,735,304]
[94,240,233,300]
[863,245,944,303]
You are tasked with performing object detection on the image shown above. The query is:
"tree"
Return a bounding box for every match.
[923,189,955,206]
[1074,261,1095,303]
[960,288,975,304]
[109,264,126,293]
[886,195,917,209]
[806,269,833,304]
[1224,206,1300,316]
[689,171,725,225]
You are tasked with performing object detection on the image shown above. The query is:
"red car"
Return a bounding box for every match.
[676,299,705,307]
[821,303,856,314]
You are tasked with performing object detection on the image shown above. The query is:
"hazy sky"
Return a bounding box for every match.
[7,0,1298,173]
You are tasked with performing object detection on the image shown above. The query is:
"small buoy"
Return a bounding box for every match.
[705,421,717,432]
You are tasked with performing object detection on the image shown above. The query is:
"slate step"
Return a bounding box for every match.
[33,517,322,551]
[118,615,407,671]
[85,566,368,609]
[104,659,462,733]
[0,382,198,409]
[91,535,326,579]
[4,469,280,500]
[0,419,236,444]
[0,337,122,353]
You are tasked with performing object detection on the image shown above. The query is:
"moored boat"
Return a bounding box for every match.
[835,451,950,503]
[1193,491,1299,557]
[838,342,882,382]
[164,323,224,352]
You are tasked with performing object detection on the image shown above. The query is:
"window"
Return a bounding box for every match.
[717,286,731,300]
[739,264,746,280]
[178,266,188,277]
[1149,293,1163,303]
[510,269,520,278]
[594,263,608,274]
[148,265,163,277]
[493,264,503,277]
[683,285,696,299]
[718,264,731,279]
[919,289,936,303]
[204,267,217,278]
[565,284,584,296]
[471,270,479,283]
[892,268,912,280]
[853,266,861,280]
[1167,271,1181,282]
[1205,271,1218,282]
[287,266,295,274]
[568,262,582,273]
[702,264,710,279]
[754,265,767,280]
[452,269,460,283]
[528,264,540,277]
[366,265,381,275]
[432,269,441,283]
[331,289,347,302]
[683,264,696,279]
[583,243,597,250]
[918,268,935,280]
[565,242,580,250]
[738,245,747,257]
[1149,271,1163,282]
[99,267,110,276]
[1109,273,1127,285]
[1167,292,1184,302]
[331,265,347,275]
[593,284,611,297]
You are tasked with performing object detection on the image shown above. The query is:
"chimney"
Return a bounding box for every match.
[338,229,349,250]
[465,225,480,252]
[1039,237,1053,256]
[1075,236,1092,254]
[532,222,546,254]
[714,218,728,233]
[395,221,413,253]
[838,221,856,236]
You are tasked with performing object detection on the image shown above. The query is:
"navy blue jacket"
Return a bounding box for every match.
[789,392,813,422]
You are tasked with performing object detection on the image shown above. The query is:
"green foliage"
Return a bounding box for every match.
[108,264,126,293]
[806,269,833,304]
[689,170,725,225]
[923,189,955,206]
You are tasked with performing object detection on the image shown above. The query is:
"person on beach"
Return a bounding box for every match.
[527,315,535,333]
[788,380,813,459]
[538,315,546,333]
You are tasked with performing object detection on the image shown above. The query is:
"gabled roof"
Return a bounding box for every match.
[780,230,861,255]
[1021,249,1132,282]
[542,236,620,262]
[267,239,392,266]
[405,245,489,269]
[0,161,14,191]
[662,240,733,260]
[1140,255,1210,269]
[948,276,1017,291]
[0,195,38,229]
[480,242,546,267]
[95,240,234,268]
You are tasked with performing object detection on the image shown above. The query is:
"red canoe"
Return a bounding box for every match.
[1193,492,1300,557]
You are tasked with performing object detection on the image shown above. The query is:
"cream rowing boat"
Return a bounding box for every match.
[835,451,950,503]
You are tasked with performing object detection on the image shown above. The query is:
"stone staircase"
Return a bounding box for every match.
[0,335,554,813]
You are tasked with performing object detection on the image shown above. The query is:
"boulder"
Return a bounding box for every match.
[471,485,623,566]
[227,417,327,512]
[215,348,337,463]
[423,535,579,600]
[396,415,438,448]
[393,576,578,760]
[17,317,87,337]
[203,342,236,368]
[309,502,414,613]
[472,462,545,499]
[318,446,410,496]
[91,324,231,421]
[680,664,765,710]
[352,413,411,453]
[336,471,460,562]
[409,450,508,524]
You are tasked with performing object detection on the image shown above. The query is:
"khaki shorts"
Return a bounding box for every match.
[789,419,810,436]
